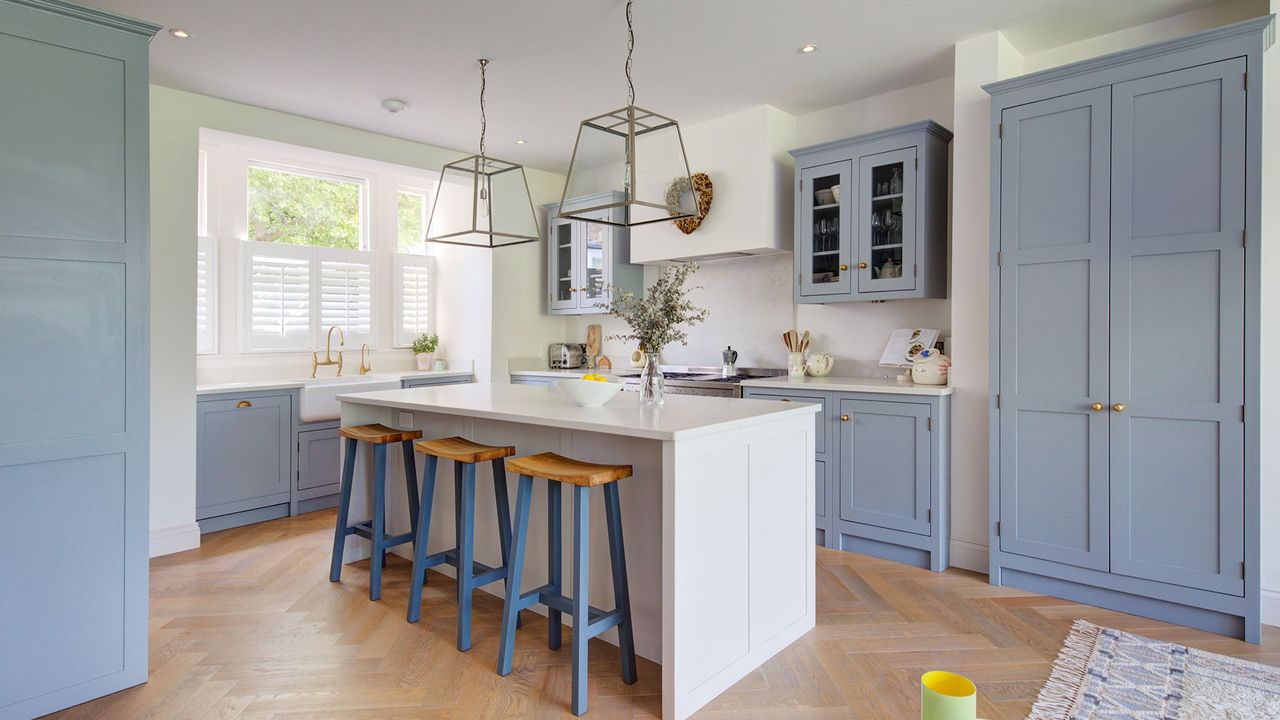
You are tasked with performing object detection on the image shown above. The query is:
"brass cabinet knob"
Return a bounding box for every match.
[236,400,253,409]
[840,414,850,422]
[1091,402,1104,411]
[1113,403,1125,413]
[838,264,849,271]
[857,262,868,269]
[781,398,792,402]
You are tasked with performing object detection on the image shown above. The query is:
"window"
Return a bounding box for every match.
[200,130,438,355]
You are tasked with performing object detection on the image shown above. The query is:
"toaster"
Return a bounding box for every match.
[548,343,588,369]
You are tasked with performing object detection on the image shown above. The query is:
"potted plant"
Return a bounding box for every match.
[411,332,439,371]
[600,263,708,406]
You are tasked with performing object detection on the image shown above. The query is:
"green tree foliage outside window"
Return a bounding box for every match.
[248,166,362,249]
[398,191,427,252]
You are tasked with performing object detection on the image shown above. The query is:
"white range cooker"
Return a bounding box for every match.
[613,365,785,398]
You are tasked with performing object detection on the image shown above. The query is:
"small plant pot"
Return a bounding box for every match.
[415,352,435,371]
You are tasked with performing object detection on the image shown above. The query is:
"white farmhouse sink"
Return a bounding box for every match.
[299,374,403,422]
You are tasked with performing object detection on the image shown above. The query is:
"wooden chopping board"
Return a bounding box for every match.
[586,324,602,369]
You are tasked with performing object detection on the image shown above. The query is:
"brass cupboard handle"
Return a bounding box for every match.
[1091,402,1104,412]
[781,398,792,402]
[857,262,868,269]
[236,400,253,409]
[1113,403,1125,413]
[838,264,849,271]
[840,414,850,422]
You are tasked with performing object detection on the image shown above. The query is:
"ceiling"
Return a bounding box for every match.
[83,0,1223,171]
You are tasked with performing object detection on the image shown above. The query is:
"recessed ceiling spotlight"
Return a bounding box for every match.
[800,44,817,54]
[380,98,409,115]
[515,139,526,145]
[169,28,190,39]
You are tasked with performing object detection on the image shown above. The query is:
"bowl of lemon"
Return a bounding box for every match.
[554,373,623,407]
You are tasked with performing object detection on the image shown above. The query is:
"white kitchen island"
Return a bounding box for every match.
[335,382,819,719]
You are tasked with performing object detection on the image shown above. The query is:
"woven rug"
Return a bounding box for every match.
[1029,620,1280,719]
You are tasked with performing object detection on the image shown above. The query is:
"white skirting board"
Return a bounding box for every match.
[149,522,201,557]
[949,538,989,574]
[1263,588,1280,628]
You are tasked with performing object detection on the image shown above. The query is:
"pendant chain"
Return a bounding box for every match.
[477,58,488,157]
[625,0,635,105]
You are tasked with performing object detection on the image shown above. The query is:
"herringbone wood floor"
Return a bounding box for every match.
[46,510,1279,719]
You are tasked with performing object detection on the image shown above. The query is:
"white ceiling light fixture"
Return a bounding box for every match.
[515,138,527,145]
[169,28,190,39]
[800,44,818,54]
[380,98,409,114]
[558,0,696,228]
[424,59,541,249]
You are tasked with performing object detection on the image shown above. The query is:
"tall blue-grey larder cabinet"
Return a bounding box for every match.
[986,16,1271,642]
[0,1,158,716]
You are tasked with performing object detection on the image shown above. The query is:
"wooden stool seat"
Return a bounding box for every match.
[339,423,423,445]
[415,436,515,464]
[506,453,632,487]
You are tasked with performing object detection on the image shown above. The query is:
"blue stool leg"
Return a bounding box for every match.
[369,443,388,601]
[402,440,420,544]
[547,479,563,650]
[456,461,477,651]
[604,482,638,684]
[492,459,522,630]
[571,484,590,716]
[407,454,438,623]
[497,474,534,676]
[329,438,358,582]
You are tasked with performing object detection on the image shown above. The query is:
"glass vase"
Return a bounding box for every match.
[640,352,665,407]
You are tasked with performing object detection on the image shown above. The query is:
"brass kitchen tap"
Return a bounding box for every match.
[359,343,372,375]
[311,326,345,377]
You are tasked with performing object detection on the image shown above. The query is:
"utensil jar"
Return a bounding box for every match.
[787,352,806,379]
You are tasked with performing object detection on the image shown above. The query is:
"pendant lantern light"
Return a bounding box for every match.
[558,0,697,227]
[425,59,541,248]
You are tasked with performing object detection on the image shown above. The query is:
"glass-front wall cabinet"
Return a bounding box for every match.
[544,199,642,316]
[549,214,577,311]
[791,120,950,303]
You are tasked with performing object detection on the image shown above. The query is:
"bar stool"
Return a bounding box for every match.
[407,436,518,652]
[497,453,637,717]
[329,423,423,601]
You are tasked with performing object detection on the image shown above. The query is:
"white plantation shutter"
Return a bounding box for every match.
[245,250,311,350]
[395,254,433,347]
[319,259,373,343]
[196,236,217,354]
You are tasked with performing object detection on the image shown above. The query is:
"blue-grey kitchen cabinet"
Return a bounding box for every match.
[197,392,293,532]
[986,16,1270,642]
[790,121,951,303]
[742,387,950,570]
[0,1,159,716]
[545,193,641,315]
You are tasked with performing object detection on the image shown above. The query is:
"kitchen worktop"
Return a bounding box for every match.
[507,368,621,380]
[196,370,474,395]
[337,382,817,441]
[738,375,954,396]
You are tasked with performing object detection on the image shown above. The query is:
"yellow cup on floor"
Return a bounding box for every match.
[921,671,976,720]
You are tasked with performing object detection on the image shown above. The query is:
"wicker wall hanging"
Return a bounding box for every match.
[664,172,713,235]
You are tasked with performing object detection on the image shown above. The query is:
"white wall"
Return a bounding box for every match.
[1260,0,1280,627]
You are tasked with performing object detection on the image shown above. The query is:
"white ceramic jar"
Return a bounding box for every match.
[910,348,951,386]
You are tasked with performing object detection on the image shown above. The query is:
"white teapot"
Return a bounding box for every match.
[805,352,834,377]
[910,348,950,386]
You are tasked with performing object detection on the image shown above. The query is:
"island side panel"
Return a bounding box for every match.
[663,413,816,720]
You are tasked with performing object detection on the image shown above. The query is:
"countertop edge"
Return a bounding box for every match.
[196,370,474,396]
[737,376,955,396]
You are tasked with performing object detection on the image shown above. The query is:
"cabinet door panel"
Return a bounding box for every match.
[298,427,341,491]
[579,209,612,307]
[1109,59,1245,595]
[548,213,577,311]
[815,458,827,519]
[997,88,1111,571]
[798,161,853,296]
[857,147,916,293]
[197,395,291,515]
[838,399,930,535]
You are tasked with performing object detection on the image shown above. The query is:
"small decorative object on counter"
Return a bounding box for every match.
[586,324,602,369]
[411,332,440,371]
[787,352,806,379]
[782,329,811,378]
[598,355,612,370]
[554,376,623,407]
[911,348,951,386]
[603,263,709,407]
[805,352,834,377]
[721,345,738,378]
[920,671,976,720]
[432,359,447,371]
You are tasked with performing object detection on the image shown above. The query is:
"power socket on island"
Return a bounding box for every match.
[398,411,414,428]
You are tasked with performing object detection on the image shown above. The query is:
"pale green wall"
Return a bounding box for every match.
[149,85,566,547]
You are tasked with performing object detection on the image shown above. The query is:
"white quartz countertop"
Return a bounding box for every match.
[196,370,474,396]
[738,375,954,396]
[509,369,618,379]
[338,382,818,441]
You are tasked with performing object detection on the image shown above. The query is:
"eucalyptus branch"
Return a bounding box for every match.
[599,263,708,353]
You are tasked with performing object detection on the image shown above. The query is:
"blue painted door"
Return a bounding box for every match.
[997,88,1112,571]
[1108,59,1246,595]
[837,399,931,535]
[0,3,155,717]
[798,161,853,297]
[196,395,292,520]
[298,427,341,492]
[857,147,916,294]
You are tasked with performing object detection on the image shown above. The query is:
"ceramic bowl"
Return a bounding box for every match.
[831,184,841,203]
[555,378,623,407]
[815,188,836,206]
